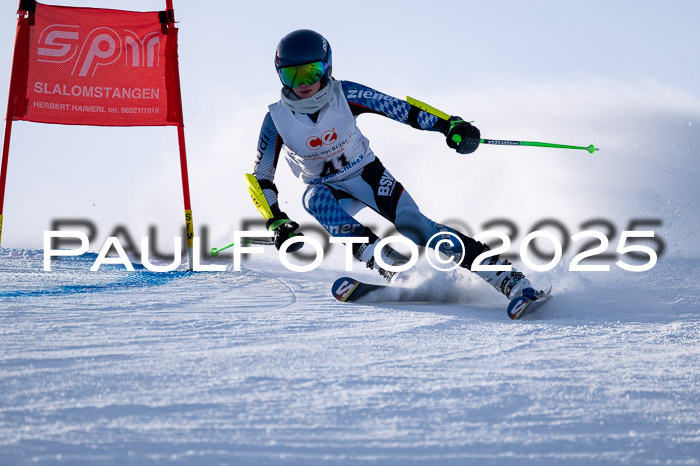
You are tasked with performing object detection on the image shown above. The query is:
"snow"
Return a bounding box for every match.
[1,249,698,465]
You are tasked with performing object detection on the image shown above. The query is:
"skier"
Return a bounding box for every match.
[252,29,539,302]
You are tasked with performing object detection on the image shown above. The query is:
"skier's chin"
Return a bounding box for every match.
[296,89,316,99]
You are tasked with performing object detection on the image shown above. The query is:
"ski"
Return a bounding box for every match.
[333,276,553,320]
[507,286,552,320]
[331,276,437,304]
[332,277,384,302]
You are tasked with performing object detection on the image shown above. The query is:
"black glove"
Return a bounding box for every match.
[266,212,303,252]
[444,116,481,154]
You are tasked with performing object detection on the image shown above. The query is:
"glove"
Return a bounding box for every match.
[444,116,481,154]
[265,212,303,252]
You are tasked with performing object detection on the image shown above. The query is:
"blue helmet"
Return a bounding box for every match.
[275,29,332,89]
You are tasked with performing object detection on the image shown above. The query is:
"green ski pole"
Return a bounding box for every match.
[477,138,597,154]
[210,238,274,257]
[406,96,599,154]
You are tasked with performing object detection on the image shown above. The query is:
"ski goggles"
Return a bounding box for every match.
[278,61,326,88]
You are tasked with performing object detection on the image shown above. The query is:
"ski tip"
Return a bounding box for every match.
[539,285,553,298]
[507,296,531,320]
[507,286,552,320]
[332,277,360,302]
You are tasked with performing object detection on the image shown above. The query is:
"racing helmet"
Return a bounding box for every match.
[275,29,332,89]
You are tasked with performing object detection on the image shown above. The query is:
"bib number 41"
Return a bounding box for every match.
[320,154,350,178]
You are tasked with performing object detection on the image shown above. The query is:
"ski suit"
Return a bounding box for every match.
[252,79,483,265]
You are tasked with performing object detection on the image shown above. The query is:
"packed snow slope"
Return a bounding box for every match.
[0,249,698,465]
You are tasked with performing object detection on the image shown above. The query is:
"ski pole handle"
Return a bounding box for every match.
[406,96,599,154]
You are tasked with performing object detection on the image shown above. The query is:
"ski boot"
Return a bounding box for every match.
[473,256,536,300]
[473,255,551,319]
[352,237,409,283]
